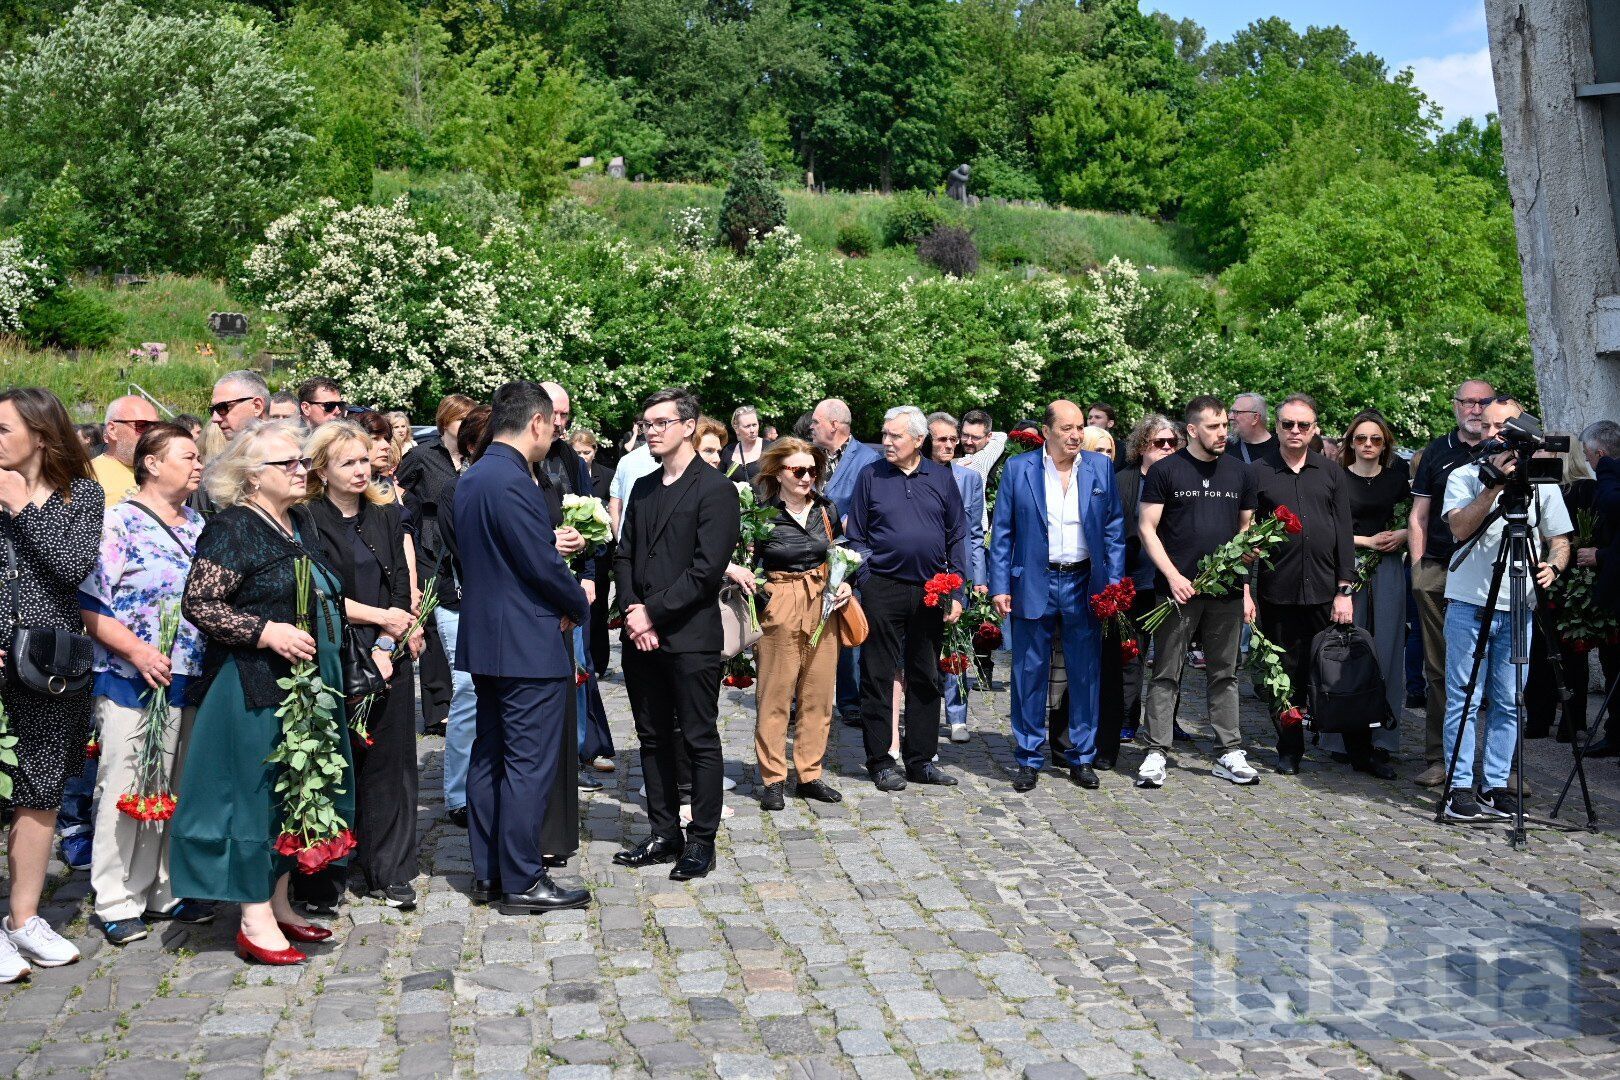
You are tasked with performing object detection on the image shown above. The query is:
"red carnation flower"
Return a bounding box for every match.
[1008,430,1045,450]
[973,622,1003,651]
[1279,706,1306,728]
[575,670,589,687]
[1120,639,1141,661]
[85,739,101,760]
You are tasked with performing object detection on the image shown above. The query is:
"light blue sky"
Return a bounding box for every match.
[1149,0,1495,125]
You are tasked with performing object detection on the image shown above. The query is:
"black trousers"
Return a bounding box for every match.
[1526,612,1620,737]
[467,673,570,890]
[1259,600,1372,764]
[417,616,452,727]
[858,574,946,776]
[1097,585,1157,763]
[590,547,614,675]
[623,648,724,844]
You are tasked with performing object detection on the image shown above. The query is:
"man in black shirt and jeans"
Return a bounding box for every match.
[1408,379,1493,786]
[1136,396,1261,789]
[1251,394,1395,779]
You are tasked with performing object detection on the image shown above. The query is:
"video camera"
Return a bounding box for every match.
[1477,412,1570,487]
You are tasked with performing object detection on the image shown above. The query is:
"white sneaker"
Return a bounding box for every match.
[0,933,29,982]
[949,723,970,743]
[1214,749,1260,785]
[1136,750,1167,789]
[4,915,79,967]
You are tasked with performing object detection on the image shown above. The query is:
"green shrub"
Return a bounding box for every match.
[717,143,787,255]
[969,153,1044,203]
[835,220,876,257]
[984,241,1031,267]
[881,190,960,247]
[22,287,123,349]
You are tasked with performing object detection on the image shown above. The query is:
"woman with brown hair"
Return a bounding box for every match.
[0,388,103,980]
[1336,409,1410,759]
[752,437,851,810]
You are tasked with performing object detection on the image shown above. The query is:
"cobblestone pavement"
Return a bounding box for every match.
[5,653,1620,1079]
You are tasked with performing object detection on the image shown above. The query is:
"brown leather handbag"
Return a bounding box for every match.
[820,507,869,647]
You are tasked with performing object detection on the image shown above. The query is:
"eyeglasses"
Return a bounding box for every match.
[1229,409,1258,417]
[1278,419,1315,431]
[109,418,156,433]
[1352,433,1385,446]
[1149,437,1178,449]
[785,465,820,480]
[260,457,313,474]
[306,399,347,414]
[634,417,688,435]
[210,396,256,418]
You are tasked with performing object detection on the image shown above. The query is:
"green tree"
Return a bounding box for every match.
[0,2,311,273]
[718,143,787,254]
[1032,66,1180,214]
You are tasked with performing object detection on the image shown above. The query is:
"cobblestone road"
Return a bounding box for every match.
[5,654,1620,1079]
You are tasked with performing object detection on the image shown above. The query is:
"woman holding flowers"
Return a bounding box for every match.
[751,439,851,810]
[301,420,421,911]
[80,423,210,946]
[170,421,355,966]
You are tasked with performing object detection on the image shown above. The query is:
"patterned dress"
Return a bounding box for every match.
[0,478,104,810]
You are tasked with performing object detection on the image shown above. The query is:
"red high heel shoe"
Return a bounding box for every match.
[277,920,333,943]
[235,929,306,966]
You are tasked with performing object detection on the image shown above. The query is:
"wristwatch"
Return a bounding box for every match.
[1336,583,1355,597]
[373,637,397,654]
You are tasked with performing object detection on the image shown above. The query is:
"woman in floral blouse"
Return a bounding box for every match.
[79,423,211,946]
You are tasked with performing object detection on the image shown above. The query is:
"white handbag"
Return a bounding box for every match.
[719,582,762,659]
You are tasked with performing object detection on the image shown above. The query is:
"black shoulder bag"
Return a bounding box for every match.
[3,532,93,697]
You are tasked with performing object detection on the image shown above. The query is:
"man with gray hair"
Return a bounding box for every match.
[845,405,969,791]
[208,369,269,441]
[1577,419,1620,756]
[1224,392,1276,463]
[91,395,159,505]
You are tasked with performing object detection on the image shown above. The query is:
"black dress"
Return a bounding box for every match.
[0,478,103,810]
[397,440,458,727]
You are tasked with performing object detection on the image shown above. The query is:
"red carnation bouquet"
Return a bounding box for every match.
[1005,429,1044,457]
[118,601,183,824]
[1247,626,1304,727]
[923,572,972,675]
[922,572,964,608]
[1089,578,1141,662]
[968,592,1003,652]
[1138,506,1303,634]
[1550,511,1620,654]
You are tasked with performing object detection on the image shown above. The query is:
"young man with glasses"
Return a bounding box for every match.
[296,377,346,431]
[1409,379,1494,787]
[91,395,159,506]
[1224,392,1277,464]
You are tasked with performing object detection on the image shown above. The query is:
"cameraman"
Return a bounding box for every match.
[1576,420,1620,756]
[1438,398,1572,821]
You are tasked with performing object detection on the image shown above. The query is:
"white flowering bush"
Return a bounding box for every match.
[0,240,54,336]
[670,206,715,252]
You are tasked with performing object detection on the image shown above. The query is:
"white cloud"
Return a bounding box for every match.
[1443,5,1487,39]
[1401,46,1498,125]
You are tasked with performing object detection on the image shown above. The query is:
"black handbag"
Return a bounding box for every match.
[3,534,93,697]
[341,623,387,701]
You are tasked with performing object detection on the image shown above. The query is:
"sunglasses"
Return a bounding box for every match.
[1278,419,1315,431]
[1149,437,1178,449]
[261,456,313,474]
[785,465,820,480]
[210,396,256,418]
[306,399,347,414]
[109,418,157,433]
[1352,433,1385,446]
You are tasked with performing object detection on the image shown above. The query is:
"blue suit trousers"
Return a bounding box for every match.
[467,674,570,890]
[1009,569,1100,768]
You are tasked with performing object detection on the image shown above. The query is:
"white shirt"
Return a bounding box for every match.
[1043,451,1088,564]
[609,444,660,539]
[1441,463,1572,610]
[960,431,1007,484]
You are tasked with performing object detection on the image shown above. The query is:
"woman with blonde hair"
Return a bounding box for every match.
[752,437,850,809]
[169,421,354,965]
[1081,425,1117,461]
[296,420,421,911]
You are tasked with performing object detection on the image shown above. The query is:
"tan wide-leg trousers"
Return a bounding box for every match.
[755,569,840,786]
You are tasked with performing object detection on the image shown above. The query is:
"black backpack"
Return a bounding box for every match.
[1307,625,1396,733]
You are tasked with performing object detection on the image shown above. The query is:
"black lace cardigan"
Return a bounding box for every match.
[182,504,342,710]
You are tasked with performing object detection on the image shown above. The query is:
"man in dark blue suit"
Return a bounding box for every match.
[452,381,591,914]
[989,400,1126,792]
[810,397,882,728]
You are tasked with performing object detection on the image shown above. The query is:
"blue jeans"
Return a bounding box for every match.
[58,758,97,837]
[1009,570,1100,769]
[944,671,973,727]
[1442,600,1526,791]
[437,607,478,812]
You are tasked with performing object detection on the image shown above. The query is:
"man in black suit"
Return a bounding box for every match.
[612,388,741,881]
[1580,420,1620,755]
[452,381,592,914]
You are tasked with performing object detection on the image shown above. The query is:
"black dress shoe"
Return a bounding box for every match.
[760,782,785,811]
[905,763,958,786]
[613,835,685,867]
[1094,756,1116,771]
[577,773,603,791]
[1276,755,1301,775]
[794,778,843,803]
[447,806,468,828]
[1353,759,1398,780]
[1012,765,1039,792]
[498,873,590,914]
[670,841,715,881]
[872,767,907,792]
[1070,764,1100,789]
[543,855,568,868]
[424,720,447,737]
[472,879,500,904]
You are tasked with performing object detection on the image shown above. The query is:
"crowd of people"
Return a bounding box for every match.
[0,370,1616,980]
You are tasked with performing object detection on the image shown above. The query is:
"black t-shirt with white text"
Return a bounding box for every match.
[1141,449,1259,583]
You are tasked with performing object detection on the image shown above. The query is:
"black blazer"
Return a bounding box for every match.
[303,496,411,614]
[614,458,741,653]
[1594,459,1620,612]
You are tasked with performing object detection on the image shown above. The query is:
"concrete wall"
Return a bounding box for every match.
[1485,0,1620,433]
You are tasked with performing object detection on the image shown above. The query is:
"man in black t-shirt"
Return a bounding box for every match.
[1408,378,1493,787]
[1135,396,1260,789]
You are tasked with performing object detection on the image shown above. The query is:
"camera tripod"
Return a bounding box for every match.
[1434,488,1594,848]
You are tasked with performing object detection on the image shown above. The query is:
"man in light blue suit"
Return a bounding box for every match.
[989,399,1126,792]
[812,397,883,726]
[928,412,987,742]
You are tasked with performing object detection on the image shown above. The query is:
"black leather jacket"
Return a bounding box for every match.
[755,494,841,574]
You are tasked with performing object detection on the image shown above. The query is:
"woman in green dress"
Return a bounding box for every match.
[170,421,356,965]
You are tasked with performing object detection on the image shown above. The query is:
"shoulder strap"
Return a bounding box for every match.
[1,523,19,630]
[126,499,195,558]
[820,505,835,543]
